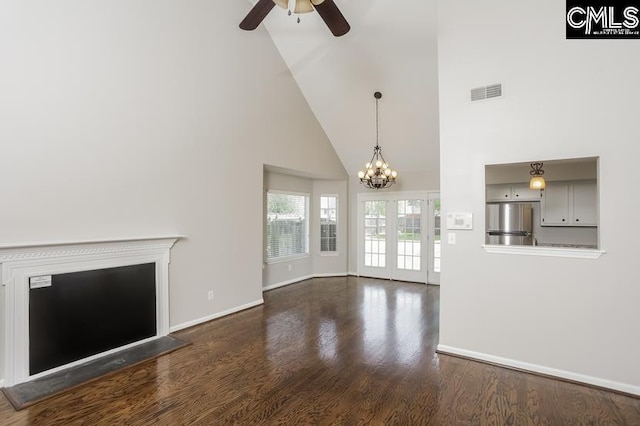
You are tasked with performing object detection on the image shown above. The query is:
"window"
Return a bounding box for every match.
[320,195,338,253]
[266,192,309,261]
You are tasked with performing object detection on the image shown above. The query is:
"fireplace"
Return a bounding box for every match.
[29,263,157,375]
[0,236,180,387]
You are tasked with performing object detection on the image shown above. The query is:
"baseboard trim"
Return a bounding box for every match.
[170,274,353,333]
[312,273,348,278]
[263,275,314,291]
[436,344,640,398]
[169,299,264,333]
[263,273,351,292]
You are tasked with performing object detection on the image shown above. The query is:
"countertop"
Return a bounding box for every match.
[536,242,597,249]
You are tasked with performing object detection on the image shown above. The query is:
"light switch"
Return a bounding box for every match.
[448,233,456,244]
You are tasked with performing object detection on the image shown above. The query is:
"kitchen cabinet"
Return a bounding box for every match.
[486,184,511,201]
[486,183,542,202]
[572,180,598,225]
[541,179,597,226]
[541,183,570,225]
[512,183,543,201]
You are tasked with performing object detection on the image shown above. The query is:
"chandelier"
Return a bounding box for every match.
[357,92,398,189]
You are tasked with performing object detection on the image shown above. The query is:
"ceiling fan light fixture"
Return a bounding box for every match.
[273,0,289,9]
[239,0,351,37]
[240,0,349,37]
[294,0,314,14]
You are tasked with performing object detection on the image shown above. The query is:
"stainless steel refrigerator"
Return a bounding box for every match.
[486,202,533,246]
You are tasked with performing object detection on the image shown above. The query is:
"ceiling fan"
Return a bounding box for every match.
[240,0,350,37]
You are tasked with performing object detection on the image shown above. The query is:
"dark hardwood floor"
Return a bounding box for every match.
[1,276,639,425]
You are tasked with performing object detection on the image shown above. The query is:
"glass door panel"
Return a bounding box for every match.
[428,194,441,284]
[392,199,426,282]
[396,200,422,272]
[359,200,389,279]
[364,200,387,268]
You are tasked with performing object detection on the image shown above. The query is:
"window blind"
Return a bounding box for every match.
[267,192,309,260]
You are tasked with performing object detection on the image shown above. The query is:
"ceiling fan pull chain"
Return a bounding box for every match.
[288,10,291,16]
[297,16,301,23]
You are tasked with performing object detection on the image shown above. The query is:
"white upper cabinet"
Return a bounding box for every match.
[486,184,511,201]
[486,183,542,202]
[511,183,543,201]
[572,180,598,226]
[541,180,597,227]
[541,183,571,225]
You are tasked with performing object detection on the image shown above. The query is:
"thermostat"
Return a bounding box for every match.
[446,212,473,230]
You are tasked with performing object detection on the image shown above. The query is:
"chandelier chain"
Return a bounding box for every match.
[375,95,379,149]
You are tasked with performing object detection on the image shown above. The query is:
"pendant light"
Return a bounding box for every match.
[357,92,398,189]
[529,162,546,190]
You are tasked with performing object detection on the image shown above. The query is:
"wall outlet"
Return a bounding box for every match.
[288,264,293,272]
[207,290,214,301]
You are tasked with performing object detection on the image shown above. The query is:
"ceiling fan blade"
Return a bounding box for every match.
[239,0,276,31]
[312,0,350,37]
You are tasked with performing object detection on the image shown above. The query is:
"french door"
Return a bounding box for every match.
[427,193,440,285]
[358,192,438,283]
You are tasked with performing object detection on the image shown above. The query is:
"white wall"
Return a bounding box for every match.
[438,0,640,394]
[312,180,348,276]
[0,0,346,382]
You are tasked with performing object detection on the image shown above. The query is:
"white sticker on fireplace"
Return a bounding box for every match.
[29,275,52,289]
[0,236,181,387]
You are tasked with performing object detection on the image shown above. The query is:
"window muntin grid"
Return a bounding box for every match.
[397,199,422,271]
[364,200,387,268]
[320,195,338,253]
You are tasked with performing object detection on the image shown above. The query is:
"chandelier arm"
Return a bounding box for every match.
[377,150,387,166]
[368,150,378,168]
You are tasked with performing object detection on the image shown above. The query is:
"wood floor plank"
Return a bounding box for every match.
[1,276,639,425]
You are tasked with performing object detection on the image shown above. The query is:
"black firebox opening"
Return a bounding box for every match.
[29,263,157,375]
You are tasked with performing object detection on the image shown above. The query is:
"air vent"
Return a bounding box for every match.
[471,84,503,102]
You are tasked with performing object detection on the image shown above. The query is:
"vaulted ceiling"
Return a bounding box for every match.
[243,0,440,178]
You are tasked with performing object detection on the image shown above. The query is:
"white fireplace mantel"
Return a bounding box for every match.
[1,235,183,387]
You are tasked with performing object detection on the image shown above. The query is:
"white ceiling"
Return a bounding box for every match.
[245,0,440,177]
